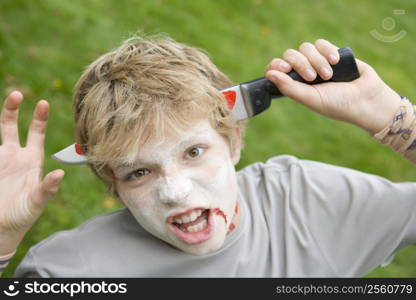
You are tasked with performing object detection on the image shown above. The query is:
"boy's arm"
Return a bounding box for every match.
[264,39,415,162]
[262,40,416,275]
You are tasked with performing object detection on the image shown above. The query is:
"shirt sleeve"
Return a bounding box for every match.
[13,249,43,278]
[14,230,87,278]
[267,156,416,277]
[289,158,416,276]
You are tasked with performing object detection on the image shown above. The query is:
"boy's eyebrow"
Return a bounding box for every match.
[115,133,210,170]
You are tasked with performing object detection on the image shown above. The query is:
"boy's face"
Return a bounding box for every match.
[111,119,241,255]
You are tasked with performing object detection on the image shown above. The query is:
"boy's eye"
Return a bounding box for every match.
[186,146,205,159]
[126,168,150,181]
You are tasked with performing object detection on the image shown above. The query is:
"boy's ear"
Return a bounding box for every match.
[231,126,242,166]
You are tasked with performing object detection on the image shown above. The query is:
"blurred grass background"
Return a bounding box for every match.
[1,0,415,277]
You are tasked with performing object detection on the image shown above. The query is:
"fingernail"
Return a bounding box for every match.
[10,90,22,98]
[306,68,316,80]
[56,170,65,183]
[330,54,338,64]
[321,67,332,78]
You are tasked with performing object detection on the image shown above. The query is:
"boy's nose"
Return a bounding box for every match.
[155,175,193,205]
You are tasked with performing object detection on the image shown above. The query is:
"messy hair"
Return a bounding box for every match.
[73,33,246,197]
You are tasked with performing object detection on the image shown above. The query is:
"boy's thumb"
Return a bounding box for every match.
[38,169,65,205]
[265,70,322,108]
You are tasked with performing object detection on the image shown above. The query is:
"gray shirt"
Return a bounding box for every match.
[14,155,416,277]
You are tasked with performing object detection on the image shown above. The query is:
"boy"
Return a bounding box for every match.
[0,35,415,277]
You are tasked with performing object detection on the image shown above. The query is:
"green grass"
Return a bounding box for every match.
[1,0,415,277]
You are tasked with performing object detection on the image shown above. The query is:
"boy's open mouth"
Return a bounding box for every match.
[167,208,214,244]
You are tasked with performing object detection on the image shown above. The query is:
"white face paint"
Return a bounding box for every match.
[111,119,241,255]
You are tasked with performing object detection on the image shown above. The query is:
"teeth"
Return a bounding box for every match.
[189,210,200,222]
[173,209,203,224]
[186,219,207,233]
[182,215,191,223]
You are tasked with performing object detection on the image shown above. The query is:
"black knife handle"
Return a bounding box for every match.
[270,46,359,95]
[239,47,360,117]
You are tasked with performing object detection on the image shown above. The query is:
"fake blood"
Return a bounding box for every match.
[221,90,236,109]
[227,203,240,233]
[212,208,227,224]
[75,143,85,155]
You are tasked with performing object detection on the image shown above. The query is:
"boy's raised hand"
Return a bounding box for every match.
[0,91,65,255]
[265,39,402,135]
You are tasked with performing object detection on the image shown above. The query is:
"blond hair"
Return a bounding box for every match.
[72,33,246,197]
